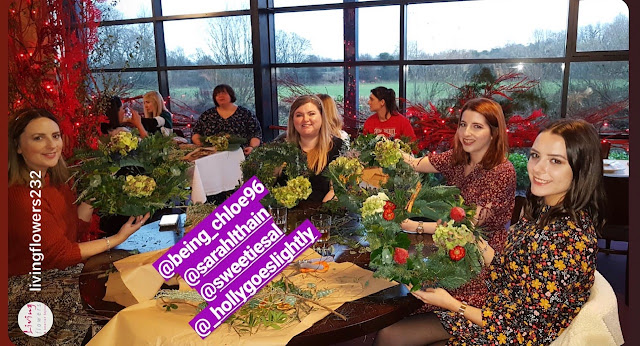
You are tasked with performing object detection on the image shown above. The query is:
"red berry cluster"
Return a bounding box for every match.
[383,201,396,221]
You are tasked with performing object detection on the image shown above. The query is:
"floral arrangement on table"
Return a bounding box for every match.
[155,275,339,335]
[241,142,312,208]
[71,131,191,216]
[328,134,485,290]
[203,133,247,152]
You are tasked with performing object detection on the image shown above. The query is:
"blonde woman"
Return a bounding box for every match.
[286,95,345,203]
[142,91,173,136]
[317,93,350,144]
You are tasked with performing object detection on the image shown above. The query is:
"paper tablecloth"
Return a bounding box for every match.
[89,249,397,345]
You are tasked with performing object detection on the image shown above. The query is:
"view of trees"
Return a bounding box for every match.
[90,2,628,130]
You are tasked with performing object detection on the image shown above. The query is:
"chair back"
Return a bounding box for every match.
[549,271,624,345]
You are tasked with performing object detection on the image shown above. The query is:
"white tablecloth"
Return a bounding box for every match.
[190,148,245,201]
[603,159,628,178]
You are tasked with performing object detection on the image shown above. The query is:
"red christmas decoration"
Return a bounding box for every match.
[448,246,466,262]
[9,0,107,157]
[393,248,409,265]
[449,206,466,223]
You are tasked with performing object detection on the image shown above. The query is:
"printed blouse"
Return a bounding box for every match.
[193,105,263,143]
[438,209,598,345]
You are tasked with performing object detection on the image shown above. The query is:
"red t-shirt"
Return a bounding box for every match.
[8,176,86,277]
[362,112,417,141]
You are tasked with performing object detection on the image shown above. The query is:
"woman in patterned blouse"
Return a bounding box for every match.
[191,84,262,155]
[375,119,605,345]
[402,98,516,312]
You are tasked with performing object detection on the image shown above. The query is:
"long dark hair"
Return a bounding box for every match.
[100,95,123,134]
[370,86,398,115]
[523,119,606,232]
[9,108,69,186]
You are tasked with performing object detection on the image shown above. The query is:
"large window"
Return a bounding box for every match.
[92,0,629,141]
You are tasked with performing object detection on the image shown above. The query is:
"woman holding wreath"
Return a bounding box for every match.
[376,119,603,345]
[402,97,516,312]
[191,84,262,155]
[9,109,150,276]
[8,109,150,344]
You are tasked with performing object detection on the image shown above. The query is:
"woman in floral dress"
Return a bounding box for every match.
[402,98,516,311]
[375,119,605,345]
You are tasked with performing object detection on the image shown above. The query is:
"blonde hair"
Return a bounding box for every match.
[286,95,334,174]
[317,94,344,138]
[9,109,69,186]
[143,91,170,118]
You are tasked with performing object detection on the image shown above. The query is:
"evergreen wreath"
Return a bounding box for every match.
[241,141,313,208]
[71,131,191,216]
[328,134,485,290]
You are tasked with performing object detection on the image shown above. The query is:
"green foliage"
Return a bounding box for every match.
[330,135,484,290]
[71,132,191,216]
[508,152,530,191]
[608,150,629,160]
[240,142,311,208]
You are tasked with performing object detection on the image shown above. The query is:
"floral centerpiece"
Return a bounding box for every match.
[203,133,247,151]
[328,134,485,290]
[241,142,312,208]
[71,131,191,216]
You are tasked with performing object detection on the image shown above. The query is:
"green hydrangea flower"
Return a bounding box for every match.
[108,131,139,155]
[123,175,157,198]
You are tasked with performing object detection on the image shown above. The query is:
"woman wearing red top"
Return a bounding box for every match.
[362,86,417,141]
[8,109,150,277]
[400,98,516,312]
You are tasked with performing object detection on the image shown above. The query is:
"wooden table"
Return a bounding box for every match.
[79,212,430,345]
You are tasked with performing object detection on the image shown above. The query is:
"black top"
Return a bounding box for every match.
[192,105,263,143]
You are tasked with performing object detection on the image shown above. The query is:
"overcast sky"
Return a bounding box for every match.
[112,0,629,61]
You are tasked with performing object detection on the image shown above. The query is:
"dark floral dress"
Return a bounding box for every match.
[437,208,598,345]
[415,150,516,313]
[192,105,262,144]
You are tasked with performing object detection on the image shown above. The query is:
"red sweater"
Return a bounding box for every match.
[362,112,417,141]
[8,177,87,277]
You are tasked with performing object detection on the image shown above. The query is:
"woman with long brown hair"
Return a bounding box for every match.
[401,97,516,313]
[376,118,604,345]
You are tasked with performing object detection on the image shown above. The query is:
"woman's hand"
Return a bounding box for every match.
[410,287,459,312]
[243,146,255,155]
[401,152,415,167]
[116,213,151,240]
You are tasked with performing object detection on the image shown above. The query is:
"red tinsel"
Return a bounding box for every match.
[9,0,107,157]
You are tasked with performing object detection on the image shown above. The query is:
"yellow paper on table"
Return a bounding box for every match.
[90,248,397,346]
[361,167,389,189]
[103,248,170,306]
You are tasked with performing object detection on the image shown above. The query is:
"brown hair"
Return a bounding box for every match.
[451,98,509,169]
[523,119,606,232]
[317,94,344,138]
[286,95,334,174]
[9,108,69,186]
